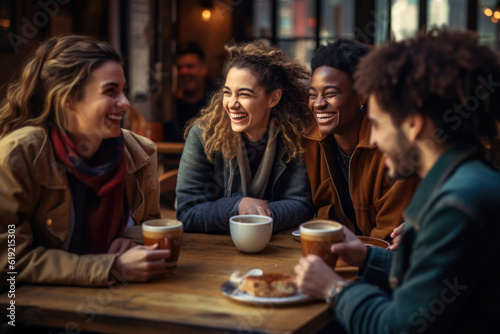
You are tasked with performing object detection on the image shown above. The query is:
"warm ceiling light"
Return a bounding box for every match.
[492,16,499,23]
[202,9,211,21]
[484,7,493,17]
[494,11,500,19]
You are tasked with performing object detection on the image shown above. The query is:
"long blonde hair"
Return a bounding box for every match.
[0,35,122,137]
[185,41,313,164]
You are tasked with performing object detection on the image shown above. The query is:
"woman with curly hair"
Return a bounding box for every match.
[0,35,170,286]
[176,41,315,233]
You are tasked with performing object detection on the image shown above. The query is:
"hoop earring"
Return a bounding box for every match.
[357,103,365,113]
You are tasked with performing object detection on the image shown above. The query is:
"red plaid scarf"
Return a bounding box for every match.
[50,125,129,253]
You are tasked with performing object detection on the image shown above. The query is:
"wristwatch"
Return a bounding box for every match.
[326,280,349,305]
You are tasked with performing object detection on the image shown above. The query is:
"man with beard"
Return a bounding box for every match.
[295,29,500,334]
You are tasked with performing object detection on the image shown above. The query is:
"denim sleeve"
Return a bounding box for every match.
[176,125,243,233]
[356,246,393,292]
[333,205,488,334]
[267,157,314,232]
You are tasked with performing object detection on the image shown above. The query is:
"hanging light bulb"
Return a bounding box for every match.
[202,9,211,21]
[200,0,213,22]
[484,7,493,17]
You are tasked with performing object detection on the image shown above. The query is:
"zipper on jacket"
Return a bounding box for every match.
[320,140,355,232]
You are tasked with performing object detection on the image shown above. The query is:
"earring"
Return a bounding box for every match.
[357,103,365,113]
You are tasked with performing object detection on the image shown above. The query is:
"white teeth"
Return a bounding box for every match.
[316,113,335,119]
[107,114,122,121]
[231,113,247,119]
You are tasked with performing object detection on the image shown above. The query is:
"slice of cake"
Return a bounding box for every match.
[239,273,297,298]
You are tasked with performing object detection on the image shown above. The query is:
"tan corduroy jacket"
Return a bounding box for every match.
[302,115,420,240]
[0,126,160,287]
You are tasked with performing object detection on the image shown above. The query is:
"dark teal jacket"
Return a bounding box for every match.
[335,142,500,333]
[176,123,314,233]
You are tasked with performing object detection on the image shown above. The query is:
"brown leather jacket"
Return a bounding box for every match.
[302,115,419,240]
[0,127,160,287]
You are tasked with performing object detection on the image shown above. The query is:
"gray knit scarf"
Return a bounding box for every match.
[235,120,278,199]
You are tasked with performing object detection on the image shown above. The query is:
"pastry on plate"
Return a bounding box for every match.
[239,273,297,298]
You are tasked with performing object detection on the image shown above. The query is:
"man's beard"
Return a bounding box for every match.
[388,130,420,180]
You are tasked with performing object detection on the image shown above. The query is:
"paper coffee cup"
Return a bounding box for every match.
[142,219,183,270]
[300,220,344,268]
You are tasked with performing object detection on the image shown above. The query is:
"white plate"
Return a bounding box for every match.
[220,280,313,305]
[292,229,300,242]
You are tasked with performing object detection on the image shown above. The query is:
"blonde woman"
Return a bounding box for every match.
[176,41,315,233]
[0,36,170,286]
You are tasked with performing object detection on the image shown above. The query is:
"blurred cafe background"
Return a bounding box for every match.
[0,0,499,166]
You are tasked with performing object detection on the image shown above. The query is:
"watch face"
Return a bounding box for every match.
[326,285,337,305]
[327,280,349,304]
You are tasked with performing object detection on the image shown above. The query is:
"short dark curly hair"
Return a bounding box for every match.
[354,28,500,141]
[311,39,369,81]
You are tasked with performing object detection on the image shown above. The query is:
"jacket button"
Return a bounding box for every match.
[47,219,53,226]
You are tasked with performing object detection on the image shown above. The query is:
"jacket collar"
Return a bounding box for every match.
[404,141,483,228]
[122,130,152,175]
[33,129,151,188]
[33,129,67,189]
[303,112,374,149]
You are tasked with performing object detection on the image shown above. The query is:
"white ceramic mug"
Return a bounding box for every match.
[229,215,273,253]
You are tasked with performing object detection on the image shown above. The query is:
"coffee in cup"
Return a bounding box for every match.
[300,220,344,268]
[142,219,183,271]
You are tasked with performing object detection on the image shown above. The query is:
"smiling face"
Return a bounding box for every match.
[368,95,418,179]
[65,61,129,150]
[176,53,207,94]
[223,67,280,142]
[308,66,363,136]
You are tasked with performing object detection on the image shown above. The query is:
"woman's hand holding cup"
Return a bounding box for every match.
[110,244,171,282]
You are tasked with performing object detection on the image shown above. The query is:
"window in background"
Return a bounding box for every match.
[320,0,355,40]
[253,1,500,64]
[427,0,467,30]
[277,39,317,64]
[278,0,315,38]
[478,0,500,51]
[129,0,163,122]
[391,0,419,41]
[252,0,356,65]
[277,0,316,63]
[130,0,151,102]
[374,0,390,45]
[253,0,272,39]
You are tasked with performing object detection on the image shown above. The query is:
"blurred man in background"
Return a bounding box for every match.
[164,42,216,142]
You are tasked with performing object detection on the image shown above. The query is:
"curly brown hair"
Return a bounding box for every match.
[185,40,313,164]
[354,28,500,142]
[0,35,122,138]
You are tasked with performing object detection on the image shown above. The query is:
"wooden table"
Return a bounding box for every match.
[155,141,185,155]
[0,232,357,334]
